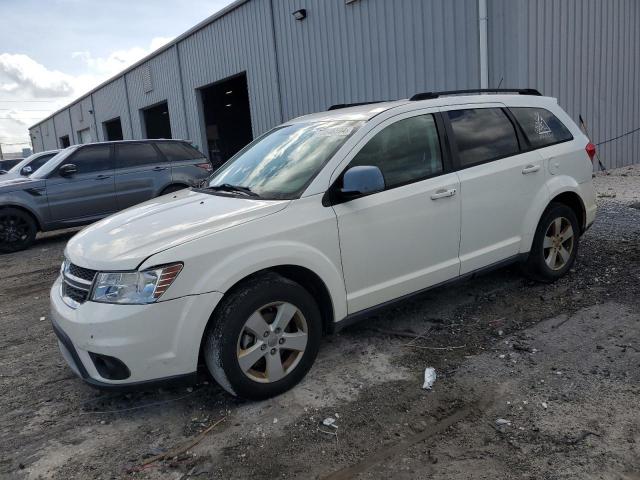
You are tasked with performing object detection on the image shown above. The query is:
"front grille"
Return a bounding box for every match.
[62,262,97,306]
[63,282,90,304]
[68,263,97,282]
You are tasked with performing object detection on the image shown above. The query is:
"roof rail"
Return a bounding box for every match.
[409,88,542,101]
[328,101,384,111]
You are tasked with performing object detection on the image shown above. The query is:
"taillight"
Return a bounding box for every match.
[196,162,213,172]
[585,142,596,162]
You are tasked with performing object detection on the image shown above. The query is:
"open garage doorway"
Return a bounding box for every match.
[103,117,123,141]
[142,101,172,139]
[200,73,252,168]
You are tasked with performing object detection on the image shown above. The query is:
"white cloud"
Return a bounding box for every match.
[0,53,75,98]
[0,37,174,152]
[72,36,173,78]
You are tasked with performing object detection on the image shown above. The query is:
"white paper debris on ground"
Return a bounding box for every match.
[422,367,437,390]
[322,417,337,429]
[495,418,511,426]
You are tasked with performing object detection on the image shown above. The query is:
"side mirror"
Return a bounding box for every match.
[21,166,32,175]
[341,165,385,197]
[58,163,77,177]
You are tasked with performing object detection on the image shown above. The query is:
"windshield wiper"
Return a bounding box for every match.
[206,183,260,197]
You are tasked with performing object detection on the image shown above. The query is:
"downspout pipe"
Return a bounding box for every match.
[478,0,489,89]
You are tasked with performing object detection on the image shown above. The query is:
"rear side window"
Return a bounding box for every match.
[510,107,573,148]
[447,108,519,167]
[349,114,443,189]
[156,142,205,162]
[115,143,161,168]
[67,145,113,174]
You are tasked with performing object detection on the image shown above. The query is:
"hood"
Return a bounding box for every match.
[0,175,41,192]
[66,189,290,270]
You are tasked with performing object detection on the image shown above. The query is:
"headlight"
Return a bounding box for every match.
[91,263,183,304]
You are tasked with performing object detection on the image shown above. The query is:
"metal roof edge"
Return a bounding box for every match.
[29,0,250,130]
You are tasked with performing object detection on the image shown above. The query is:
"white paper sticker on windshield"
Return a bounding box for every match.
[316,126,354,137]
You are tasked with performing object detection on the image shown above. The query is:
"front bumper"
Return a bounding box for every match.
[50,276,223,389]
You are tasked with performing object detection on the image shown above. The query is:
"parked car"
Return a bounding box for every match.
[0,158,23,173]
[51,89,597,399]
[1,150,60,177]
[0,139,212,252]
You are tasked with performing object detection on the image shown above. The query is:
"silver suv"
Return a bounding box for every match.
[0,140,212,253]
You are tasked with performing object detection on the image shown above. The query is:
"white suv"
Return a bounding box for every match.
[50,89,597,399]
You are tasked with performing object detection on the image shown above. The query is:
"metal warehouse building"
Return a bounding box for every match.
[29,0,640,170]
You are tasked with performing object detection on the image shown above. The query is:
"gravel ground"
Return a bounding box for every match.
[0,166,639,479]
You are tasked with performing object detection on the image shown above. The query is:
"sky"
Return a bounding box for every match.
[0,0,235,153]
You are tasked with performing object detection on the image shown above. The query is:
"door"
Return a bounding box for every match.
[443,105,546,274]
[331,112,461,314]
[45,144,116,221]
[114,142,171,209]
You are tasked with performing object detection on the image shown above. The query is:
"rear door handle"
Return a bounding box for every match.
[153,166,168,171]
[522,164,541,174]
[430,188,457,200]
[95,174,111,180]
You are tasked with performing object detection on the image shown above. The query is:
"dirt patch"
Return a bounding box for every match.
[0,171,639,479]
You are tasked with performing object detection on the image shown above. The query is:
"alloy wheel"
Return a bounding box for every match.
[543,216,574,271]
[0,214,30,245]
[236,302,308,383]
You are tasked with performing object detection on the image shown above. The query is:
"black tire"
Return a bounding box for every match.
[521,203,580,283]
[203,272,322,400]
[0,207,38,253]
[160,184,187,195]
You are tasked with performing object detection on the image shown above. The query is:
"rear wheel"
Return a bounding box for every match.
[0,207,37,253]
[521,203,579,282]
[203,272,322,400]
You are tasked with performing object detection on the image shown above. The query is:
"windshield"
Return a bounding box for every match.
[8,152,58,176]
[206,120,362,199]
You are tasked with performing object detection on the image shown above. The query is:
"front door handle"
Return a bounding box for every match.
[430,188,457,200]
[95,174,111,180]
[153,166,168,171]
[522,164,541,174]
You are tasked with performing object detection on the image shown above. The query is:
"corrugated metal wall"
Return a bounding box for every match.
[178,0,282,150]
[27,0,639,170]
[92,77,132,140]
[488,0,640,169]
[272,0,480,119]
[125,47,189,140]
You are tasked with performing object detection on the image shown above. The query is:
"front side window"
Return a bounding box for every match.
[510,107,573,148]
[348,114,443,189]
[447,108,519,167]
[207,121,362,199]
[65,145,113,174]
[115,143,160,168]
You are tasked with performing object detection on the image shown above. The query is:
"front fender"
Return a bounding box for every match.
[0,192,47,229]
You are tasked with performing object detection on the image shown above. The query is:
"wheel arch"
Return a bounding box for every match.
[0,203,42,231]
[197,264,337,365]
[160,183,189,195]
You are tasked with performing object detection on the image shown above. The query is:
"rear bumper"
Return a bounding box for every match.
[50,276,223,389]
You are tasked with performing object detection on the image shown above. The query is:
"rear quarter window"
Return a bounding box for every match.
[510,107,573,149]
[156,142,205,162]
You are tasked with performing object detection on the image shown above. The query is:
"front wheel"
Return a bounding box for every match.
[203,272,322,400]
[0,207,37,253]
[521,203,580,282]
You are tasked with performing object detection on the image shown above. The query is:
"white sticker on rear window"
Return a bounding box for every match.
[534,112,552,136]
